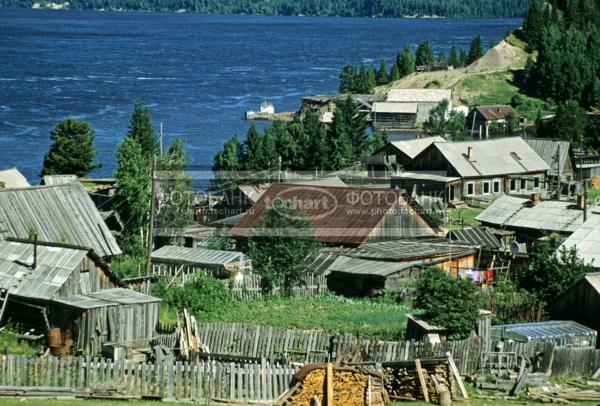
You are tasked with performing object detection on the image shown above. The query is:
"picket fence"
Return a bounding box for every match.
[0,354,299,402]
[225,274,329,300]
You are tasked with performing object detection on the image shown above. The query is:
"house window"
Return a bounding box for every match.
[482,181,491,195]
[521,178,527,190]
[466,182,475,196]
[493,179,501,194]
[510,179,517,192]
[533,176,541,189]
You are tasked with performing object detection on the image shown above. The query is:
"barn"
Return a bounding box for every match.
[551,273,600,336]
[0,239,160,355]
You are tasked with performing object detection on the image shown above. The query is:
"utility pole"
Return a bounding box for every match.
[145,155,157,277]
[556,144,561,200]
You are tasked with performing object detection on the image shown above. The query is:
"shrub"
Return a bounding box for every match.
[414,267,481,340]
[152,274,230,317]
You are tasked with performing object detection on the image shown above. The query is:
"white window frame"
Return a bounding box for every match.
[533,176,541,189]
[493,179,501,194]
[520,178,528,191]
[482,180,491,195]
[509,178,517,192]
[466,182,475,196]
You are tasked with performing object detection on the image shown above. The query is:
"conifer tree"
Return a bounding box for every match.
[438,51,447,65]
[448,46,459,68]
[339,64,357,93]
[467,35,484,64]
[458,48,469,67]
[242,125,264,170]
[376,59,390,85]
[415,41,434,66]
[390,63,402,82]
[126,102,158,159]
[397,44,416,77]
[41,118,101,177]
[365,64,377,93]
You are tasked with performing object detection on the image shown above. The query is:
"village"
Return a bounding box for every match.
[1,1,600,405]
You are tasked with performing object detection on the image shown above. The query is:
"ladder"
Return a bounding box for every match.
[0,289,9,326]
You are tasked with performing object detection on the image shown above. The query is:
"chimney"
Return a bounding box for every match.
[531,193,541,206]
[467,146,473,159]
[32,234,38,270]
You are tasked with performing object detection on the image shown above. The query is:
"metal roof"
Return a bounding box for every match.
[393,171,460,182]
[476,195,593,233]
[388,137,446,160]
[0,168,30,189]
[0,240,88,300]
[474,105,517,121]
[306,247,352,275]
[151,245,249,266]
[326,255,419,277]
[42,174,79,186]
[372,102,418,114]
[430,137,550,178]
[348,237,476,261]
[524,138,572,177]
[387,89,452,103]
[212,212,247,227]
[492,320,597,341]
[0,184,121,257]
[558,214,600,268]
[231,183,439,245]
[53,288,161,309]
[447,227,503,250]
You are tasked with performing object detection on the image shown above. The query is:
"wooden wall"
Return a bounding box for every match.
[551,279,600,336]
[367,198,438,242]
[57,256,117,298]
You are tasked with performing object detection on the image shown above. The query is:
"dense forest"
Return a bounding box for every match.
[0,0,531,18]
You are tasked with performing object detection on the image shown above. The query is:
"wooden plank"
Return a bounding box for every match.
[326,362,334,406]
[446,351,468,399]
[415,359,429,403]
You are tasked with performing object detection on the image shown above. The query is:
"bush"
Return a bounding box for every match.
[110,255,145,279]
[414,267,481,340]
[152,274,230,317]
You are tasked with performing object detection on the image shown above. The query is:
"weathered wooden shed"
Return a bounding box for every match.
[551,273,600,337]
[232,184,441,246]
[371,137,446,170]
[467,105,520,138]
[151,245,252,282]
[0,239,160,355]
[492,321,597,348]
[0,183,122,258]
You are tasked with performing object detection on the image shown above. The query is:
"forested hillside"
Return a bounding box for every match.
[0,0,531,18]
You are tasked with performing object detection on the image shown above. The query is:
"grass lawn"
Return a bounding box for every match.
[587,187,600,202]
[162,294,413,341]
[448,206,484,229]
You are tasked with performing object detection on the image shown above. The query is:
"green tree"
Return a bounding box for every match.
[515,237,592,309]
[468,35,484,64]
[126,102,158,159]
[428,99,468,140]
[248,201,321,296]
[365,132,389,154]
[364,64,377,93]
[114,137,151,256]
[397,44,416,77]
[376,59,390,85]
[330,96,367,164]
[522,0,546,49]
[212,135,243,188]
[389,63,402,81]
[339,64,357,93]
[303,111,330,170]
[414,267,481,340]
[155,138,194,246]
[41,118,101,177]
[505,111,520,133]
[448,46,459,68]
[242,125,264,170]
[550,100,587,144]
[458,48,469,67]
[437,51,447,65]
[415,41,434,67]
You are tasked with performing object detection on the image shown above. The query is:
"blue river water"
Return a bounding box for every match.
[0,8,521,181]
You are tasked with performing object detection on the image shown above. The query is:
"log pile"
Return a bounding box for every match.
[381,359,452,403]
[178,309,209,361]
[277,364,388,406]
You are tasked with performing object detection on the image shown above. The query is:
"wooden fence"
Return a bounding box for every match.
[226,274,328,300]
[0,355,299,402]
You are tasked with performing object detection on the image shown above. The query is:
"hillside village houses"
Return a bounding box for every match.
[467,104,522,138]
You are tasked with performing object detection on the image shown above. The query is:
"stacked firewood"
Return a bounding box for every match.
[178,309,210,361]
[278,364,388,406]
[383,361,451,403]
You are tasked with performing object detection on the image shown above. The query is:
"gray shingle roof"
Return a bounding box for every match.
[54,288,161,309]
[558,215,600,268]
[389,136,446,159]
[326,255,419,277]
[0,184,121,257]
[432,137,550,178]
[476,195,593,233]
[151,245,249,266]
[524,138,572,177]
[0,240,88,300]
[348,237,477,261]
[448,227,503,250]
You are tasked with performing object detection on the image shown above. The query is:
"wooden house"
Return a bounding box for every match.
[401,137,550,203]
[525,138,575,197]
[371,102,418,129]
[557,214,600,269]
[0,167,30,189]
[299,94,382,117]
[325,237,478,296]
[0,183,122,259]
[0,239,160,355]
[150,245,252,283]
[385,89,452,124]
[369,137,446,171]
[467,105,520,138]
[231,184,441,246]
[551,273,600,337]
